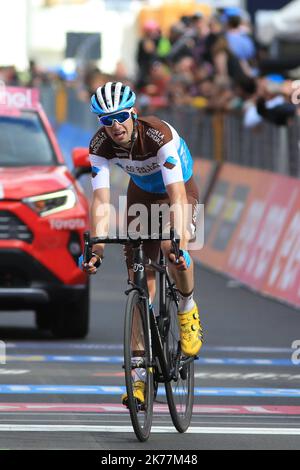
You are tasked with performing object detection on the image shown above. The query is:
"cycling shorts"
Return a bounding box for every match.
[123,176,199,269]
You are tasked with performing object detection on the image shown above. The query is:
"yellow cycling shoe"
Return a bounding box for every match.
[122,380,145,408]
[178,304,203,357]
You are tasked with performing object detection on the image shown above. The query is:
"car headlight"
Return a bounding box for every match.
[23,187,77,217]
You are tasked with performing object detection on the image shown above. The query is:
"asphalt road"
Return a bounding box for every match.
[0,245,300,451]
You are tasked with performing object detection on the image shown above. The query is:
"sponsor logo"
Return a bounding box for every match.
[268,210,300,292]
[146,128,165,146]
[0,84,37,109]
[163,156,177,170]
[123,162,160,175]
[90,132,107,153]
[91,166,100,178]
[292,340,300,365]
[50,219,86,230]
[133,263,144,273]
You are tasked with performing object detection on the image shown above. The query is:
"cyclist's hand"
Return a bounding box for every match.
[78,253,102,275]
[168,250,191,272]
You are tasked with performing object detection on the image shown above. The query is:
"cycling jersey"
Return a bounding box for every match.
[89,116,193,194]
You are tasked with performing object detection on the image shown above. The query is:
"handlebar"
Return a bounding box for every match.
[83,230,181,264]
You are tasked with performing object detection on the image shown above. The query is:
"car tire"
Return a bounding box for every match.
[35,308,52,331]
[51,283,90,339]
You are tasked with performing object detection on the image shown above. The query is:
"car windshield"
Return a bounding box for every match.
[0,111,56,166]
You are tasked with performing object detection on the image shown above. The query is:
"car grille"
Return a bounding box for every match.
[0,211,33,243]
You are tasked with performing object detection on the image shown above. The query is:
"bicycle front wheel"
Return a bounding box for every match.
[164,291,194,433]
[123,290,154,442]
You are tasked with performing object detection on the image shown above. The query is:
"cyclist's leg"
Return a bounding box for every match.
[161,177,203,356]
[160,175,198,297]
[122,181,160,403]
[124,246,157,303]
[121,254,157,405]
[124,179,162,304]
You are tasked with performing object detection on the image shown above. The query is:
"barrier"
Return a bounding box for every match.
[194,162,300,309]
[39,84,300,178]
[193,159,215,203]
[38,85,300,307]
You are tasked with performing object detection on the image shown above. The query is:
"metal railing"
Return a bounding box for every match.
[39,84,300,178]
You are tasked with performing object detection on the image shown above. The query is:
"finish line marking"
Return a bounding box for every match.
[0,424,299,435]
[4,355,297,367]
[0,385,300,397]
[0,404,300,415]
[5,343,294,354]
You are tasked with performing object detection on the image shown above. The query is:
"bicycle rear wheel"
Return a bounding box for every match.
[124,290,154,442]
[164,290,194,433]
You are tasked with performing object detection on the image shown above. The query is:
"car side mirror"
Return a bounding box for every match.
[72,148,90,178]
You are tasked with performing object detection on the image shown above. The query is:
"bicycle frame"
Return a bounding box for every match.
[84,231,180,384]
[129,240,179,384]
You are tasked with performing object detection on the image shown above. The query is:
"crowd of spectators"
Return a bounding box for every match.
[1,7,300,130]
[134,8,300,129]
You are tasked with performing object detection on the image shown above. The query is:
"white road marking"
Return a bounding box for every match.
[5,343,293,354]
[0,370,29,375]
[194,372,300,381]
[0,425,299,435]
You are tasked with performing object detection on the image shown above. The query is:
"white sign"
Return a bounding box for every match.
[0,87,36,109]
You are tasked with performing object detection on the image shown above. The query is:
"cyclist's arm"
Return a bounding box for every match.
[89,154,111,258]
[164,181,190,251]
[90,187,110,258]
[157,142,190,250]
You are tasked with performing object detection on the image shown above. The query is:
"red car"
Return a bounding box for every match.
[0,87,90,338]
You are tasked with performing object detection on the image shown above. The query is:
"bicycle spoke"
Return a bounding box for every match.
[164,289,194,432]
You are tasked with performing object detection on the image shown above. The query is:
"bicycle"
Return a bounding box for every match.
[83,229,197,442]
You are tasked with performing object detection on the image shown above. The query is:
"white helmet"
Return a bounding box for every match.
[90,81,136,115]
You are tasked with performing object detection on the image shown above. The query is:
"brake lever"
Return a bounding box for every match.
[170,228,181,264]
[83,231,92,264]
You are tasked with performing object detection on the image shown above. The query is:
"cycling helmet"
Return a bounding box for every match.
[90,81,136,116]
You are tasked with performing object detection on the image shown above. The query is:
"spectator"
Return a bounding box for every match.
[0,66,20,86]
[166,21,195,64]
[225,9,256,62]
[204,15,224,64]
[167,75,192,107]
[136,20,161,89]
[211,36,252,85]
[256,76,297,126]
[189,14,211,66]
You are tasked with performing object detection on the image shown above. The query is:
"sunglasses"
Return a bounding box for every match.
[98,110,132,127]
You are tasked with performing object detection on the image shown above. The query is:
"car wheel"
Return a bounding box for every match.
[51,284,90,339]
[35,307,52,331]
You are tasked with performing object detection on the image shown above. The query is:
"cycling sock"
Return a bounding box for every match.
[132,357,146,383]
[178,291,195,314]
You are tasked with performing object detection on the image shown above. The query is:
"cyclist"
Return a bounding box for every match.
[82,81,203,406]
